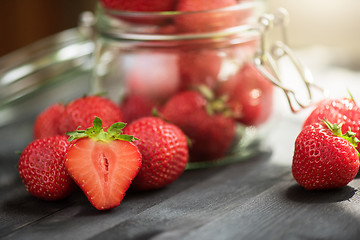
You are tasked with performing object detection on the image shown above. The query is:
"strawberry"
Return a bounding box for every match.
[120,95,160,123]
[125,52,180,103]
[18,135,76,201]
[292,120,360,190]
[175,0,239,33]
[101,0,177,12]
[123,117,188,190]
[161,89,236,162]
[34,103,65,139]
[65,117,141,210]
[178,49,222,91]
[100,0,178,25]
[217,63,274,126]
[59,95,124,134]
[302,97,360,152]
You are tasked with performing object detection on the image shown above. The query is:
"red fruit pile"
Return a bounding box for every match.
[19,95,189,210]
[175,0,239,33]
[101,0,178,12]
[100,0,253,32]
[292,96,360,190]
[19,0,277,209]
[105,0,269,139]
[34,95,124,139]
[161,89,236,162]
[123,57,274,160]
[217,63,274,126]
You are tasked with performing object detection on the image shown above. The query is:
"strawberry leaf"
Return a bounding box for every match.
[107,122,127,134]
[67,130,87,142]
[67,117,136,143]
[347,89,356,103]
[92,117,103,131]
[322,119,360,148]
[116,134,137,141]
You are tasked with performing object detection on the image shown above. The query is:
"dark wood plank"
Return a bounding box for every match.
[88,157,289,240]
[0,152,283,240]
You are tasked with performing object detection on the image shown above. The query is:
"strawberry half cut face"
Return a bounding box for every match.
[65,117,142,210]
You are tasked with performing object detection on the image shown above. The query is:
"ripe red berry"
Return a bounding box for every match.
[120,95,160,123]
[123,117,189,190]
[161,89,236,162]
[33,103,65,139]
[175,0,238,33]
[292,120,360,190]
[178,49,222,91]
[101,0,177,12]
[217,63,274,126]
[303,97,360,152]
[59,95,124,134]
[18,135,76,201]
[124,52,180,103]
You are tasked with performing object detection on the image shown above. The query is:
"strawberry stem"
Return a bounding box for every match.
[347,89,355,103]
[196,85,232,117]
[67,117,136,142]
[322,119,360,149]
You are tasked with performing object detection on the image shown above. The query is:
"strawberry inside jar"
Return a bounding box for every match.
[91,0,280,167]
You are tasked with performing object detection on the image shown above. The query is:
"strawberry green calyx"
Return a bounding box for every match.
[322,119,360,149]
[67,117,136,143]
[347,89,355,102]
[196,85,232,117]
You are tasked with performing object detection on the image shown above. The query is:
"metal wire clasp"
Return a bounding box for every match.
[254,8,325,113]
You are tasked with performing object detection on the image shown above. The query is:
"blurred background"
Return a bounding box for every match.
[0,0,97,57]
[267,0,360,70]
[1,0,360,63]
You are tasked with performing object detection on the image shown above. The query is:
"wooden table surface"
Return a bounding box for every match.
[2,47,360,240]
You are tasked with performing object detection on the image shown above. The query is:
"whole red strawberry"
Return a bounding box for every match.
[125,52,180,103]
[178,49,222,91]
[34,103,65,139]
[175,0,239,33]
[59,95,124,134]
[303,97,360,151]
[161,89,236,162]
[292,120,359,190]
[101,0,178,25]
[66,117,141,210]
[101,0,177,12]
[18,135,76,201]
[217,63,274,126]
[123,117,188,191]
[120,95,160,123]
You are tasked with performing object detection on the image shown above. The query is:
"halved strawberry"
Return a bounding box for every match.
[65,117,142,210]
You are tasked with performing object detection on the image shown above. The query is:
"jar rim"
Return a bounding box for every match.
[96,1,263,41]
[99,25,259,42]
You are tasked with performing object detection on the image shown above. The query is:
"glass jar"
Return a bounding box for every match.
[90,1,316,168]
